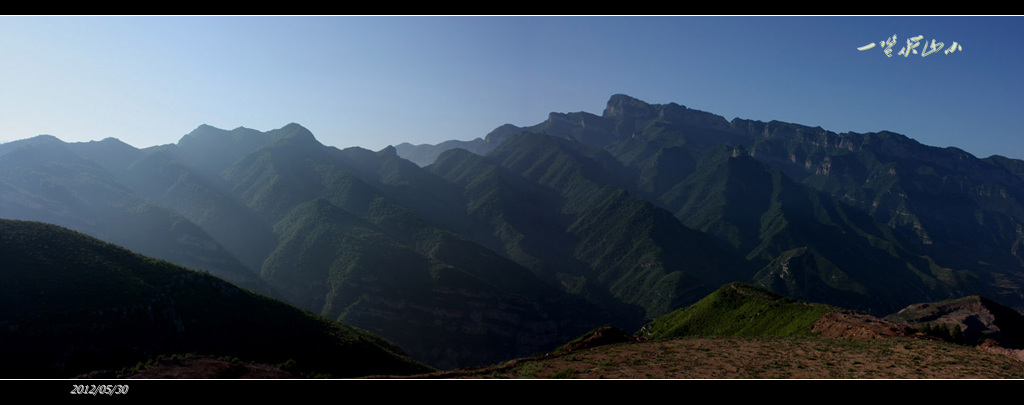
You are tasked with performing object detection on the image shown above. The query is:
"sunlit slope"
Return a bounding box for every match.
[641,282,841,340]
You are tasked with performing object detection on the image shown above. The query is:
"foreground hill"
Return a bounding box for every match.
[417,283,1024,379]
[640,282,842,339]
[0,219,431,378]
[422,336,1024,379]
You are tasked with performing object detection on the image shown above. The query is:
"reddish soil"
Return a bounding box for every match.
[406,312,1024,379]
[811,310,929,339]
[106,357,294,379]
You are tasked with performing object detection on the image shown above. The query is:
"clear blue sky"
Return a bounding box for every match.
[2,16,1022,159]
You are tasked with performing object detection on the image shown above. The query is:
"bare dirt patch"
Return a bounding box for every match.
[94,357,295,379]
[812,311,926,339]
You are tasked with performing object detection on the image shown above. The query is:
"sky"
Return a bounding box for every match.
[1,16,1022,159]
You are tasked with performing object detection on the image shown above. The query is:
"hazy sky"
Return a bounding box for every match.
[2,16,1022,159]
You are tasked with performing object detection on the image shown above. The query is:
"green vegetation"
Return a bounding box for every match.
[641,282,841,340]
[431,132,753,320]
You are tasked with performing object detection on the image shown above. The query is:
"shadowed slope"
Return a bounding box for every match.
[0,219,431,378]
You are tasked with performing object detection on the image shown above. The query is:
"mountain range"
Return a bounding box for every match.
[3,94,1023,370]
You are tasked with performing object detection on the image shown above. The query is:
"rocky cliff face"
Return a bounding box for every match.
[886,296,1024,348]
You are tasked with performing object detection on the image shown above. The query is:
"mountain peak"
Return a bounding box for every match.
[378,145,398,157]
[14,134,65,145]
[92,137,134,148]
[0,134,66,157]
[179,124,229,143]
[483,123,526,145]
[603,94,655,119]
[280,122,307,132]
[267,123,319,146]
[31,134,63,143]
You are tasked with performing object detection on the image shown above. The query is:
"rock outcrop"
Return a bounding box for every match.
[886,296,1024,348]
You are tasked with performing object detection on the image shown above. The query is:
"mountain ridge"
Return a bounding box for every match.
[398,94,1024,314]
[4,94,1024,373]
